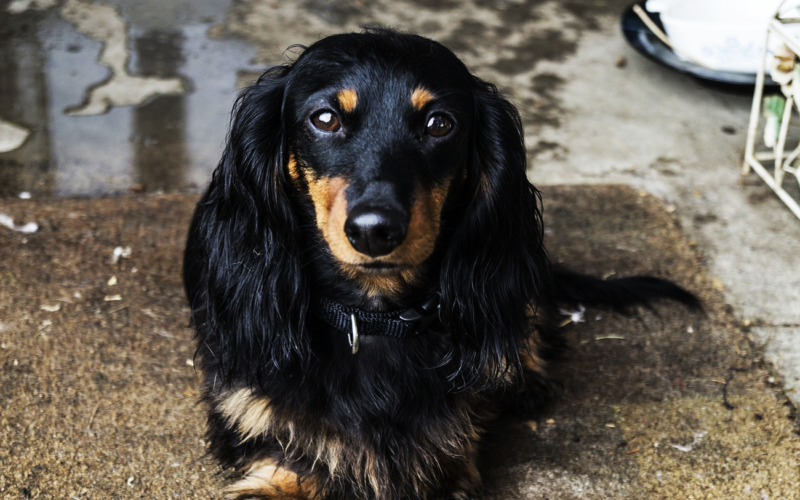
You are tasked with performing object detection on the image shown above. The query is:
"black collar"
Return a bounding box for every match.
[312,294,440,351]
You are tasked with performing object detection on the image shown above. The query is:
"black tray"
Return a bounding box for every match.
[621,1,777,88]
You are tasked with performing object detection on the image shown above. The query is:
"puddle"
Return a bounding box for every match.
[0,0,261,198]
[0,0,626,198]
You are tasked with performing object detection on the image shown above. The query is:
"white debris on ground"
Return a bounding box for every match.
[111,246,132,264]
[559,304,586,323]
[59,0,185,116]
[0,214,38,234]
[671,430,709,453]
[0,118,30,153]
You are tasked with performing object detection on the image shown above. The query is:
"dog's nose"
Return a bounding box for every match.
[344,207,407,257]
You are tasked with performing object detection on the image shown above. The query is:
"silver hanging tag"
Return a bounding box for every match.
[349,313,360,354]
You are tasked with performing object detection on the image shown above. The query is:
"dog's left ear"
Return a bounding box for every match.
[184,65,311,387]
[438,78,550,387]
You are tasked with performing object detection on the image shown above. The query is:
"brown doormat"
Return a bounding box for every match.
[0,186,797,499]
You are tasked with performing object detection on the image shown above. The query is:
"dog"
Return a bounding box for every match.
[183,29,699,500]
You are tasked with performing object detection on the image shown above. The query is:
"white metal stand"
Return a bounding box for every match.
[743,18,800,220]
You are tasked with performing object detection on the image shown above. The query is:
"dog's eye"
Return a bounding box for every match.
[311,110,341,132]
[425,114,452,137]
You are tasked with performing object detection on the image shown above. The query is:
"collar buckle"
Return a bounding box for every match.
[398,293,441,333]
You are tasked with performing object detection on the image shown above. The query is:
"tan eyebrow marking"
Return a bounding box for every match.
[411,87,435,110]
[336,88,358,113]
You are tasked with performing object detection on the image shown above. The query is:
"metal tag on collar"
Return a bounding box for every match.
[348,313,360,354]
[398,293,441,333]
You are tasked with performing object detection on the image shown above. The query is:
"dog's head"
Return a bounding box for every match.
[282,34,473,294]
[198,29,548,384]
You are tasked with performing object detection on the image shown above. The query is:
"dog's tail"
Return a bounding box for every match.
[550,268,702,313]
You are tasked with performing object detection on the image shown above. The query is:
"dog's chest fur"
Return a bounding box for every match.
[209,326,489,499]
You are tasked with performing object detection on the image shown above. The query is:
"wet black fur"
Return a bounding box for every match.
[183,29,699,500]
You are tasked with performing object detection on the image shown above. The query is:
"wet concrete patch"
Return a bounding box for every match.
[0,0,648,199]
[0,0,638,199]
[59,0,186,116]
[0,0,261,198]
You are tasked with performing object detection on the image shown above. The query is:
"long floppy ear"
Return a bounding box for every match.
[438,78,550,388]
[184,65,309,387]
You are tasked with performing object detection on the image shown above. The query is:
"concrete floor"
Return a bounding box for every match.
[525,11,800,408]
[1,0,800,497]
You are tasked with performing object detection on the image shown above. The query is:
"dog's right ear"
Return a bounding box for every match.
[184,65,311,388]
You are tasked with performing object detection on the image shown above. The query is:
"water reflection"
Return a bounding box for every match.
[133,30,187,193]
[0,0,260,198]
[0,11,53,196]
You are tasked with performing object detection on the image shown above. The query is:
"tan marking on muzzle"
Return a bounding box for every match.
[304,173,357,261]
[344,177,454,297]
[411,87,435,110]
[387,177,451,265]
[305,169,455,297]
[337,88,358,113]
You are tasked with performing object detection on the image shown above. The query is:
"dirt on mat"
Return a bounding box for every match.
[0,185,798,499]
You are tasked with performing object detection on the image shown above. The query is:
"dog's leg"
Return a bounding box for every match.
[442,446,483,500]
[514,326,556,418]
[224,458,312,500]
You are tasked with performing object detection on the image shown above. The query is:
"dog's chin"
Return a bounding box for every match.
[347,261,409,277]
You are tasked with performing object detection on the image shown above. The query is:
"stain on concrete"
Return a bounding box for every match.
[473,0,546,25]
[528,139,568,162]
[650,157,684,177]
[59,0,186,116]
[440,19,488,55]
[408,0,463,11]
[518,72,566,132]
[493,29,578,75]
[303,0,365,25]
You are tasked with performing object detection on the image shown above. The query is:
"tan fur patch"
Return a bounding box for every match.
[225,458,312,499]
[287,154,301,183]
[520,345,546,374]
[304,172,351,251]
[411,87,435,110]
[219,388,274,442]
[520,307,547,374]
[336,88,358,113]
[221,389,486,499]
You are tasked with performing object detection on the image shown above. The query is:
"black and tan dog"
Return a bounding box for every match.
[183,29,698,500]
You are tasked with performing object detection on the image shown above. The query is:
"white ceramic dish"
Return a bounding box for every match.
[649,0,798,73]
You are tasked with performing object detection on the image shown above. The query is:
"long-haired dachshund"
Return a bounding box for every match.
[183,29,698,500]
